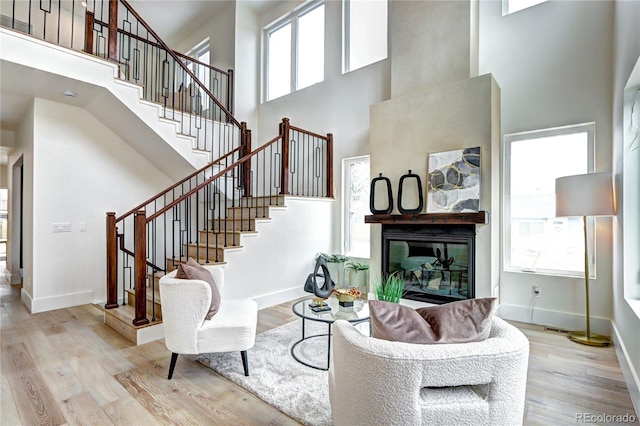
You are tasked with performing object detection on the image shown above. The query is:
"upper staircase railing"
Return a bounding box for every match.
[106,118,333,325]
[1,0,235,157]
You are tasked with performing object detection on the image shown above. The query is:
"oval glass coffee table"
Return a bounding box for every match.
[291,297,370,371]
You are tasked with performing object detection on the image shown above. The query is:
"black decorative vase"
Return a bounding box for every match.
[370,173,393,214]
[397,170,424,214]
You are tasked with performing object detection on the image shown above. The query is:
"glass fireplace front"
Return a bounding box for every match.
[382,224,475,304]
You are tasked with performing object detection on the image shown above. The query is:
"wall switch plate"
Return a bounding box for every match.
[79,223,87,232]
[52,223,72,233]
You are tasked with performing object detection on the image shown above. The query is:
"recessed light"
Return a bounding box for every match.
[81,1,87,7]
[63,90,76,98]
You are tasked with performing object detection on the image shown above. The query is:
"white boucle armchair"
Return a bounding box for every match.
[329,317,529,426]
[159,265,257,379]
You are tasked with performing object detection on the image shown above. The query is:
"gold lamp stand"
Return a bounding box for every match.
[567,216,611,347]
[556,173,614,348]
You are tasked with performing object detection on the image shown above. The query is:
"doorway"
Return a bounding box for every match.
[10,156,23,284]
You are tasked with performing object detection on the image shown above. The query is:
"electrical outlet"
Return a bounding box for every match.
[533,285,542,298]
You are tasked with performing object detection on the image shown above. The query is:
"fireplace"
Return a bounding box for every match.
[382,224,476,304]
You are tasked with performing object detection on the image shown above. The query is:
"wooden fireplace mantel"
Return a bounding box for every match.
[364,211,489,225]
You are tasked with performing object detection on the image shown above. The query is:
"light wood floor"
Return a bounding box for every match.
[1,275,637,425]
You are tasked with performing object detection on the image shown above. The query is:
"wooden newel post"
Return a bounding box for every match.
[227,69,234,115]
[133,209,149,326]
[105,212,118,309]
[280,118,290,195]
[108,0,118,63]
[326,133,334,198]
[243,129,252,197]
[84,11,94,55]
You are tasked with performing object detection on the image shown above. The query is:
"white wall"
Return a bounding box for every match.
[223,197,333,307]
[234,1,260,134]
[26,98,173,312]
[390,0,473,97]
[613,0,640,412]
[479,0,615,333]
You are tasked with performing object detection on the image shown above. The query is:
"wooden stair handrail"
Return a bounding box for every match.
[92,18,233,78]
[115,146,242,223]
[146,134,283,223]
[118,0,241,128]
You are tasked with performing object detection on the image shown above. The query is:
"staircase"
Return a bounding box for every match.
[1,0,335,345]
[104,117,333,344]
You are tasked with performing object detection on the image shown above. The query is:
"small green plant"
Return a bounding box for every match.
[346,261,369,271]
[373,272,404,303]
[318,253,351,263]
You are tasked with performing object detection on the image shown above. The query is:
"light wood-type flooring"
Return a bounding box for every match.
[1,270,637,425]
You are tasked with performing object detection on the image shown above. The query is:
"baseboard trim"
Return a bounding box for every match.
[612,322,640,417]
[496,303,611,335]
[254,286,307,310]
[28,290,94,313]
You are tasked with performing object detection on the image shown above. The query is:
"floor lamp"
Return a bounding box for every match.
[555,172,615,347]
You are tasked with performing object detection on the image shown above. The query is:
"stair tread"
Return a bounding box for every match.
[199,229,258,235]
[125,287,162,302]
[104,304,161,329]
[166,257,227,266]
[185,242,243,250]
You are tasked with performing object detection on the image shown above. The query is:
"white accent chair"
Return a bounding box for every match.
[159,265,257,379]
[329,317,529,426]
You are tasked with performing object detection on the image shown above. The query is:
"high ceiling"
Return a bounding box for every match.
[128,0,231,43]
[128,0,278,43]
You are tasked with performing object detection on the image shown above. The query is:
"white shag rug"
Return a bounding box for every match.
[197,320,336,426]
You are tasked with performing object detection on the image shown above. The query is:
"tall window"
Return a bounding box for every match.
[504,123,595,277]
[343,0,387,73]
[343,156,370,258]
[264,1,325,101]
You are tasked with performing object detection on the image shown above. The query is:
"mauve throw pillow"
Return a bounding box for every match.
[416,298,497,343]
[369,300,436,344]
[175,258,221,320]
[369,298,496,344]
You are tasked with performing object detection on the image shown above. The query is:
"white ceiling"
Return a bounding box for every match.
[128,0,278,43]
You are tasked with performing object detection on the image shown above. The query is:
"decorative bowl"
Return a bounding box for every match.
[332,287,362,302]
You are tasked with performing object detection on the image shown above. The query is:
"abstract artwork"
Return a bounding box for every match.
[427,147,480,213]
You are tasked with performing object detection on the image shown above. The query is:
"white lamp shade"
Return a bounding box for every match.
[555,173,615,217]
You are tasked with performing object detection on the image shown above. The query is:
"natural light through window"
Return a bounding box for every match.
[264,1,325,102]
[298,4,324,90]
[343,156,370,258]
[344,0,387,73]
[503,0,548,15]
[267,24,292,100]
[505,124,594,277]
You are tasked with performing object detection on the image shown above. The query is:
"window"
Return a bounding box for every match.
[504,123,595,277]
[502,0,547,15]
[343,0,387,73]
[343,156,370,258]
[264,1,325,101]
[186,38,210,86]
